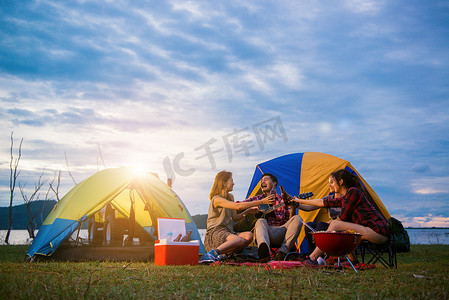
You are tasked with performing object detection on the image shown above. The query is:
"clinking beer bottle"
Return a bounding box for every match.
[279,185,293,205]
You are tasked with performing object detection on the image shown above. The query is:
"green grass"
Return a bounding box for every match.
[1,245,448,299]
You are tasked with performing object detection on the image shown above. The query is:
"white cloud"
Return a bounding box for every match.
[385,47,446,68]
[135,10,171,35]
[170,1,206,20]
[400,215,449,228]
[344,0,384,14]
[411,177,449,195]
[269,63,305,89]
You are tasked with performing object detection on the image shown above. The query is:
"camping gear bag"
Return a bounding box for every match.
[388,217,410,252]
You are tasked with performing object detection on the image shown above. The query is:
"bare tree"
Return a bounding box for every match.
[20,169,47,239]
[5,132,22,244]
[49,170,62,202]
[64,152,77,185]
[40,180,55,224]
[97,144,107,171]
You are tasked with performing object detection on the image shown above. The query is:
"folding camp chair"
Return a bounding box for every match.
[269,244,301,261]
[358,218,397,269]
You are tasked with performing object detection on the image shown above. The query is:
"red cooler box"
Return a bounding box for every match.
[155,239,200,265]
[154,218,200,265]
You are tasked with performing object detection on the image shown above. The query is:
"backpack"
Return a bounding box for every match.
[388,217,410,252]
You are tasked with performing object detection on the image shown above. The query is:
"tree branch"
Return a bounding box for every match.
[6,132,23,244]
[65,151,77,185]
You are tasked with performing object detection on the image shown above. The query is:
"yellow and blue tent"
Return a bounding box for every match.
[246,152,390,253]
[27,167,204,258]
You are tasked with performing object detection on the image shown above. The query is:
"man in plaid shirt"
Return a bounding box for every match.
[242,173,302,261]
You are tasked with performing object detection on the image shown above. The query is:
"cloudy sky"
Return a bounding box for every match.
[1,0,448,227]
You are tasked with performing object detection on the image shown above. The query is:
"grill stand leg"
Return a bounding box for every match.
[345,255,358,274]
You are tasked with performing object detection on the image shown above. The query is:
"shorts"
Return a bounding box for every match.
[204,227,234,252]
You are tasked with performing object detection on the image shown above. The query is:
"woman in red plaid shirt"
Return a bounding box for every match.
[293,169,388,265]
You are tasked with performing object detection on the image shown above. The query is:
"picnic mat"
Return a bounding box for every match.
[211,258,376,271]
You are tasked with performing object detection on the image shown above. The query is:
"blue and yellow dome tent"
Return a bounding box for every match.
[27,167,204,258]
[246,152,391,253]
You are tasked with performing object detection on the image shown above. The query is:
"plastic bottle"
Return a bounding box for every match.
[165,232,173,241]
[317,257,326,265]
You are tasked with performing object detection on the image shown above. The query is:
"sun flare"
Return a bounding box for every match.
[130,165,147,177]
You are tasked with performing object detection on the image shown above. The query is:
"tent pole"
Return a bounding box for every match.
[75,222,82,246]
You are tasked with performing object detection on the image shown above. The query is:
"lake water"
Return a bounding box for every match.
[405,228,449,245]
[0,229,208,246]
[1,228,448,246]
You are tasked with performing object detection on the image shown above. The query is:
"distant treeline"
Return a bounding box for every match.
[0,200,208,230]
[191,214,207,229]
[0,200,57,230]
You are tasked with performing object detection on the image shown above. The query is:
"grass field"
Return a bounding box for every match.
[1,245,448,299]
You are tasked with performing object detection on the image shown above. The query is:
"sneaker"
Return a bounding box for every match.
[302,257,318,266]
[216,254,226,261]
[258,243,270,259]
[273,251,287,261]
[199,250,219,264]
